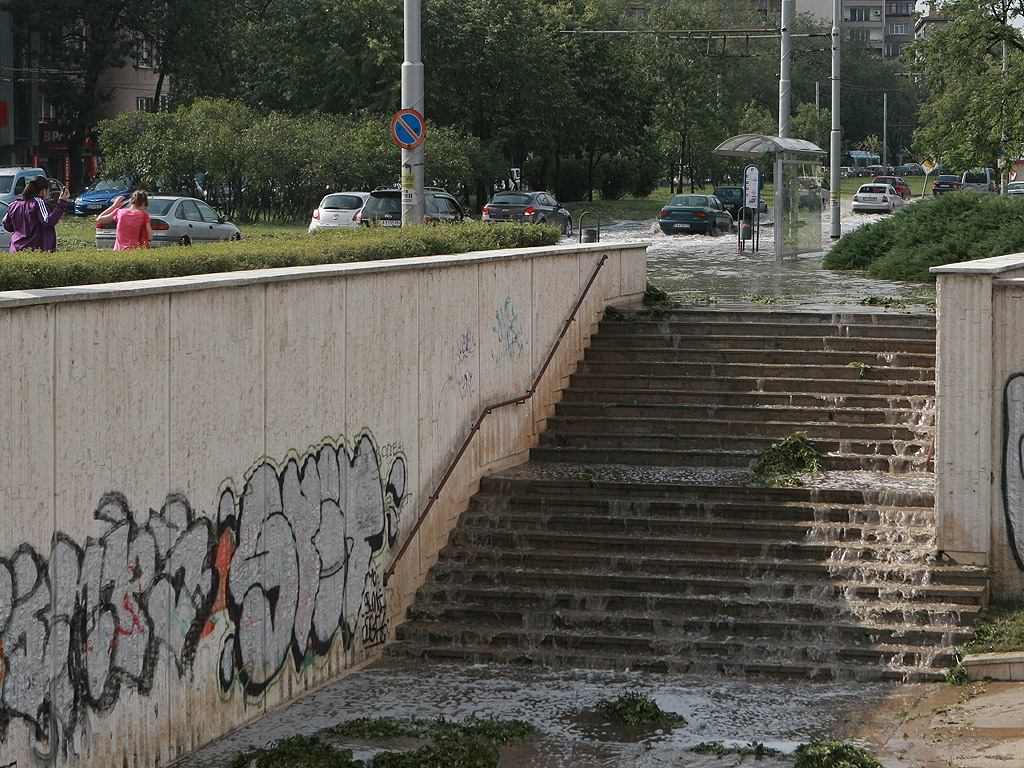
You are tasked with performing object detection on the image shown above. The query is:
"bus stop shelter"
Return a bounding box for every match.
[713,134,825,260]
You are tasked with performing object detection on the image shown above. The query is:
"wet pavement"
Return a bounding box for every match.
[173,203,1024,768]
[596,201,936,311]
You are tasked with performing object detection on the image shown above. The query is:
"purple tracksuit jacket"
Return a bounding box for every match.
[2,196,68,252]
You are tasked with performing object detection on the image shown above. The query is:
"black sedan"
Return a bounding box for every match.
[658,194,734,235]
[931,175,963,195]
[482,191,572,235]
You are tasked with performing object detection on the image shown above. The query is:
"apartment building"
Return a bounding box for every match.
[797,0,918,59]
[0,12,166,185]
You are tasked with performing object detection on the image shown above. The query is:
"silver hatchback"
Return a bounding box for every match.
[308,191,369,232]
[96,196,242,248]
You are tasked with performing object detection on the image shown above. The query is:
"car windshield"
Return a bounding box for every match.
[1010,183,1024,191]
[88,179,129,192]
[936,176,959,183]
[0,175,13,193]
[321,194,365,210]
[668,195,707,207]
[490,194,532,205]
[861,186,889,194]
[714,188,740,199]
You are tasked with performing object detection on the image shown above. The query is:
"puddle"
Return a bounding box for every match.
[175,661,895,767]
[589,202,934,310]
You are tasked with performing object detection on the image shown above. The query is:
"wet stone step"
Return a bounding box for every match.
[584,337,937,358]
[559,388,933,410]
[611,309,936,328]
[527,445,930,473]
[551,401,923,424]
[576,358,936,381]
[432,548,983,587]
[543,416,927,441]
[595,323,937,341]
[564,373,937,396]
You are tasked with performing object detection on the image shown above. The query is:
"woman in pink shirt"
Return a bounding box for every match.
[97,190,153,249]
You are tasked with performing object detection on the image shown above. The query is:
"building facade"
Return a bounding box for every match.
[0,13,167,187]
[798,0,919,59]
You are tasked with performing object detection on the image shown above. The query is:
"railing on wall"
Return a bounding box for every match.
[383,254,609,585]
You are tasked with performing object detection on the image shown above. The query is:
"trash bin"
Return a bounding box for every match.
[578,212,599,243]
[581,228,599,243]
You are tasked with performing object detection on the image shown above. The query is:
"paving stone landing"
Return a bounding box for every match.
[386,307,988,682]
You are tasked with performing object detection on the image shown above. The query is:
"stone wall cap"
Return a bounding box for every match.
[0,241,649,309]
[931,253,1024,275]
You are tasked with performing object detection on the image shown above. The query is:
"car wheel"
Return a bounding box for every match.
[562,218,572,237]
[178,235,191,246]
[231,232,241,241]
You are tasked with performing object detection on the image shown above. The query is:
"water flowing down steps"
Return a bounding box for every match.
[387,308,987,681]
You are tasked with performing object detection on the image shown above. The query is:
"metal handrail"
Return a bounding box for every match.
[383,254,609,585]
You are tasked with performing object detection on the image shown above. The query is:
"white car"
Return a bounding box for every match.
[95,196,242,248]
[851,183,905,214]
[1007,181,1024,196]
[309,191,369,232]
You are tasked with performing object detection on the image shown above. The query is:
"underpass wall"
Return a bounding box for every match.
[934,254,1024,598]
[0,242,646,768]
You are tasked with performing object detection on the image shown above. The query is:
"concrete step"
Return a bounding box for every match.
[559,388,933,410]
[586,335,936,358]
[564,372,936,397]
[551,400,928,425]
[602,309,936,333]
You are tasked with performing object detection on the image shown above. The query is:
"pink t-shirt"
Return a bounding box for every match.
[113,208,151,250]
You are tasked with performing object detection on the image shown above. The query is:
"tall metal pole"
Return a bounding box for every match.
[829,0,841,240]
[882,92,888,170]
[779,0,792,138]
[401,0,425,226]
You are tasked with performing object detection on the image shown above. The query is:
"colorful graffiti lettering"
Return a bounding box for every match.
[0,431,406,754]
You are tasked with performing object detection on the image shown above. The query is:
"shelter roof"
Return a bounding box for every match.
[713,134,823,158]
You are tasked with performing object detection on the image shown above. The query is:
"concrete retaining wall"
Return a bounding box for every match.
[0,242,646,767]
[934,254,1024,598]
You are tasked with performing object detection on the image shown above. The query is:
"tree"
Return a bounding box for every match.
[909,0,1024,176]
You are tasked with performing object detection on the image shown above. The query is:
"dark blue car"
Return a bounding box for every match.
[73,178,132,215]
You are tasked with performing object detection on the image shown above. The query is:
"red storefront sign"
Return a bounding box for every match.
[39,125,68,149]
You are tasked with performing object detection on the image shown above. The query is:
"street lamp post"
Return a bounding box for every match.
[829,0,841,239]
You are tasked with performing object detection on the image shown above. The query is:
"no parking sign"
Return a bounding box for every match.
[391,109,425,149]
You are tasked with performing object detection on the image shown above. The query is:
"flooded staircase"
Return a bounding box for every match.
[388,308,988,681]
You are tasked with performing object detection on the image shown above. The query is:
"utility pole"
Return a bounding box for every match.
[882,92,888,171]
[779,0,792,137]
[829,0,841,240]
[401,0,425,226]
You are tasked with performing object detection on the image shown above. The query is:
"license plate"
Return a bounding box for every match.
[380,219,401,227]
[674,223,690,229]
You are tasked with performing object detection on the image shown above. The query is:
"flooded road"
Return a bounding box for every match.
[176,661,896,767]
[595,202,935,311]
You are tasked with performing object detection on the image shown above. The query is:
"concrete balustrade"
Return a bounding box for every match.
[934,254,1024,598]
[0,242,646,767]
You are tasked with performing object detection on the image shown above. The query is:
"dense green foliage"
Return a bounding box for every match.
[792,739,882,768]
[691,741,783,759]
[230,735,363,768]
[0,222,561,291]
[909,1,1024,176]
[962,599,1024,654]
[752,432,824,487]
[824,194,1024,282]
[596,690,687,729]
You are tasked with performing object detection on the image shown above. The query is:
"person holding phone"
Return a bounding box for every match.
[1,176,70,252]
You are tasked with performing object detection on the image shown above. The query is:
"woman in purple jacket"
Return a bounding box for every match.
[2,176,70,252]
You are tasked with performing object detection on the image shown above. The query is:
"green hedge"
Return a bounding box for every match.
[0,222,563,291]
[824,193,1024,282]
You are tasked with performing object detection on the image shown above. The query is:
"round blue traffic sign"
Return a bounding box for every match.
[391,109,425,149]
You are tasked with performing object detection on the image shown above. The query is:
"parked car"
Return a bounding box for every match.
[0,167,48,205]
[962,167,997,194]
[840,167,855,179]
[798,176,829,210]
[1007,181,1024,196]
[359,187,468,227]
[308,191,369,232]
[95,196,242,248]
[931,175,963,195]
[74,178,133,215]
[481,190,572,235]
[872,175,912,200]
[851,183,905,214]
[0,201,9,250]
[658,194,733,235]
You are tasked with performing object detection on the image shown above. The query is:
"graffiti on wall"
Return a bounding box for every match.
[0,431,406,753]
[1002,372,1024,570]
[493,297,526,362]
